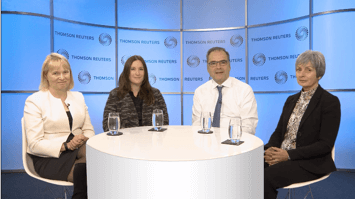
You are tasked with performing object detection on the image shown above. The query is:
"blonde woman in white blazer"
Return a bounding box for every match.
[24,53,94,199]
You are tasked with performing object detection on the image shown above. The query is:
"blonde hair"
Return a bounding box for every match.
[39,53,74,91]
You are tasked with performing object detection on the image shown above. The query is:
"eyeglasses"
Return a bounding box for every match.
[208,60,229,67]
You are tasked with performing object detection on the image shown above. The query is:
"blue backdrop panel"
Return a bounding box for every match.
[162,94,181,125]
[248,19,309,92]
[332,92,355,169]
[254,93,293,146]
[118,30,181,93]
[183,94,194,125]
[53,0,115,26]
[313,0,355,13]
[1,15,50,91]
[313,12,355,90]
[1,93,31,170]
[117,0,180,29]
[54,20,116,92]
[183,0,245,29]
[1,0,50,15]
[248,0,308,25]
[183,29,246,92]
[82,94,109,135]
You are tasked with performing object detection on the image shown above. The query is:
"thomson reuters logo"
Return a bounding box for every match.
[57,49,69,60]
[149,74,156,85]
[187,55,200,68]
[275,70,288,84]
[78,71,91,84]
[253,53,266,66]
[164,36,177,49]
[99,33,112,46]
[295,26,308,41]
[121,55,130,65]
[230,35,243,47]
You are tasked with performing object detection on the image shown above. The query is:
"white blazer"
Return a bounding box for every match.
[24,90,95,158]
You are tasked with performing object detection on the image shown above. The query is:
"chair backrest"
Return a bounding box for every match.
[22,117,73,186]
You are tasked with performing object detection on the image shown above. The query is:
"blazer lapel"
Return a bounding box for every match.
[299,86,323,128]
[283,92,300,126]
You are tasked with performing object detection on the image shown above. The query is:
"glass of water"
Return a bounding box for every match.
[152,109,164,130]
[108,112,120,135]
[201,112,212,133]
[229,117,242,144]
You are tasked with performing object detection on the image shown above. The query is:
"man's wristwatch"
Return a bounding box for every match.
[63,142,69,151]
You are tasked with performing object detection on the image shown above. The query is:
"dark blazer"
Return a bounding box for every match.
[265,85,341,175]
[103,87,169,131]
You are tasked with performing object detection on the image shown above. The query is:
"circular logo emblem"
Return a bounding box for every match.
[187,55,200,68]
[57,49,69,60]
[121,55,130,66]
[78,71,91,84]
[149,74,156,85]
[99,33,112,46]
[295,26,308,41]
[252,53,266,66]
[275,70,288,84]
[164,36,177,49]
[230,35,243,47]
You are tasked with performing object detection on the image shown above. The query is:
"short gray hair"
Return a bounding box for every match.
[206,47,230,63]
[295,50,326,79]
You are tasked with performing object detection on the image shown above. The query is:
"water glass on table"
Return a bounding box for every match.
[199,112,213,133]
[228,117,242,144]
[108,112,121,135]
[152,109,164,130]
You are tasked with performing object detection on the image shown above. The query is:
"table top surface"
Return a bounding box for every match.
[87,125,264,161]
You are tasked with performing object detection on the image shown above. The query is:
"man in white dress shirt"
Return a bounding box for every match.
[192,47,258,134]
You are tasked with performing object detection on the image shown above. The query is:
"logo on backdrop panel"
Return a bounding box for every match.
[57,49,70,60]
[149,74,157,85]
[230,35,243,47]
[78,71,91,84]
[164,36,177,49]
[187,56,200,68]
[121,55,131,66]
[295,26,308,41]
[275,70,288,84]
[99,33,112,46]
[252,53,266,66]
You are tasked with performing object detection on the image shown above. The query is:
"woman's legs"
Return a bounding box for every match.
[67,144,86,182]
[67,144,88,199]
[264,161,322,199]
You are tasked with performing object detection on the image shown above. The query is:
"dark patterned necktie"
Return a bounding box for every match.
[212,86,223,127]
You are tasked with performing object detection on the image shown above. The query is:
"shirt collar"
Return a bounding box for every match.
[300,85,318,100]
[211,77,232,88]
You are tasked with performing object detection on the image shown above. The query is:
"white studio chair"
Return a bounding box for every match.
[280,147,335,199]
[22,118,73,199]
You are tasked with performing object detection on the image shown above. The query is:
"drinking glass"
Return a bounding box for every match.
[229,117,242,144]
[201,112,212,133]
[108,112,120,135]
[152,109,164,130]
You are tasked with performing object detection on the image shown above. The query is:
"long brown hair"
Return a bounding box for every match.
[117,55,155,105]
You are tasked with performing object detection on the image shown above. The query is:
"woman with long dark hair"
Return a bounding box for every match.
[103,55,169,130]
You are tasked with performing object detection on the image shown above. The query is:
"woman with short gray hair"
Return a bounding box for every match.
[263,50,340,199]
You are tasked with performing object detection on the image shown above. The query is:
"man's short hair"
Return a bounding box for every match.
[206,47,230,63]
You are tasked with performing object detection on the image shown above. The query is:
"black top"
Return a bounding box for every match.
[66,111,73,132]
[129,92,143,126]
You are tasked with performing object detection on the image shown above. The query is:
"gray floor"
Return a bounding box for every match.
[1,171,355,199]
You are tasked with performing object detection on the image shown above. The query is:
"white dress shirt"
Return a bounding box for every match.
[192,77,258,134]
[24,90,95,158]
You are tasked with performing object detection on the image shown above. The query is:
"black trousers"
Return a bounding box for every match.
[264,160,324,199]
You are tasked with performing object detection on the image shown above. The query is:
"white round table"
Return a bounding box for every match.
[86,125,264,199]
